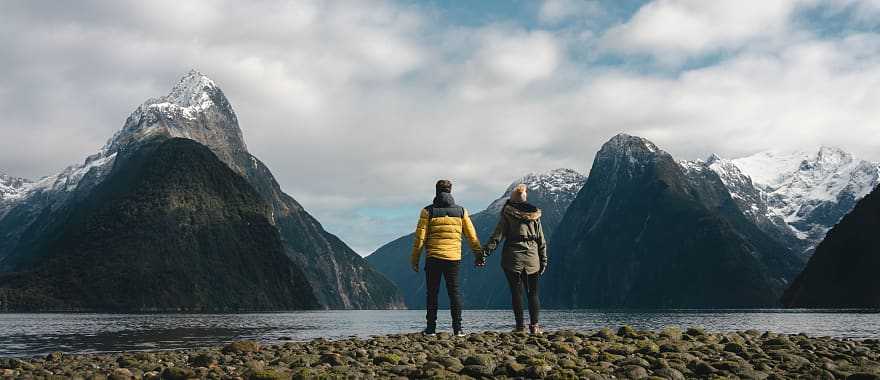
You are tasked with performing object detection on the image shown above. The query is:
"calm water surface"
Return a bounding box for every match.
[1,309,878,357]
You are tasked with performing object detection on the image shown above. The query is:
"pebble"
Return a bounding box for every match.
[0,328,877,379]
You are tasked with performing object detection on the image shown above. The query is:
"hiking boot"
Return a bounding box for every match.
[453,329,467,337]
[512,325,527,333]
[422,326,436,336]
[529,324,543,335]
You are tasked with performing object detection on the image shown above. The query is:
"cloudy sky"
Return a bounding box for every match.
[2,0,879,254]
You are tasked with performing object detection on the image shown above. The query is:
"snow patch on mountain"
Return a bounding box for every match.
[0,171,32,202]
[486,168,586,213]
[4,70,240,211]
[705,147,880,251]
[105,69,245,159]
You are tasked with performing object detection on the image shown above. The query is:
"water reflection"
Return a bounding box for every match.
[1,309,877,357]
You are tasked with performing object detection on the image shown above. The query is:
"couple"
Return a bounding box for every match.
[410,179,547,337]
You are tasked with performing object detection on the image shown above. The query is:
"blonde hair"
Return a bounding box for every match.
[510,184,528,202]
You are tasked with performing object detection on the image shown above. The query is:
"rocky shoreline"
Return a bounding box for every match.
[2,327,879,379]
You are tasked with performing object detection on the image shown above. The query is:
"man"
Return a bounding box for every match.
[411,179,482,336]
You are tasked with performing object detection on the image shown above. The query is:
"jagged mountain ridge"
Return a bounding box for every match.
[544,134,804,308]
[682,155,807,256]
[694,148,880,256]
[0,70,403,309]
[367,168,586,309]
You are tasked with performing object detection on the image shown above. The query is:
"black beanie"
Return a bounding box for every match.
[436,179,452,194]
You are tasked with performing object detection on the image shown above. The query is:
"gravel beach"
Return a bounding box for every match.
[2,327,880,379]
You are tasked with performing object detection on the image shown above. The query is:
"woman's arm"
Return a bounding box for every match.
[536,219,548,274]
[483,213,508,256]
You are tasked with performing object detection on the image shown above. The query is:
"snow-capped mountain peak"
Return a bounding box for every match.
[708,147,880,254]
[105,70,245,159]
[5,70,244,206]
[486,168,586,213]
[602,133,664,158]
[505,168,585,196]
[163,69,219,109]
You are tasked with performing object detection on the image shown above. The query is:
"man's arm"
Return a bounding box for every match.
[462,209,482,254]
[410,208,429,272]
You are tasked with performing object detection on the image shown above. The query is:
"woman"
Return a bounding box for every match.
[480,184,547,334]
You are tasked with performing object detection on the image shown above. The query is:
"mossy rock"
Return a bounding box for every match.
[660,327,683,340]
[463,354,495,367]
[247,369,288,380]
[594,328,616,340]
[161,367,195,380]
[223,340,261,354]
[527,364,553,378]
[724,342,746,354]
[373,354,401,365]
[552,342,577,355]
[189,353,217,368]
[599,353,625,363]
[291,368,316,380]
[504,362,527,377]
[637,340,661,354]
[527,357,548,366]
[617,325,639,338]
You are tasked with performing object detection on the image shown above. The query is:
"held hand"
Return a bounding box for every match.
[474,257,486,268]
[474,248,487,267]
[539,263,547,276]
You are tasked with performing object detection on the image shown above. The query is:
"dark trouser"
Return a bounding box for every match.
[425,257,462,330]
[505,269,540,327]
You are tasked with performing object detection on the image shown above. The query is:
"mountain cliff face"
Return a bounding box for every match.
[367,169,586,308]
[544,134,804,308]
[782,184,880,308]
[0,70,403,310]
[685,155,808,256]
[0,138,319,311]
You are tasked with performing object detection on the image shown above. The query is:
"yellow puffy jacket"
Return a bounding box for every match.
[411,196,481,265]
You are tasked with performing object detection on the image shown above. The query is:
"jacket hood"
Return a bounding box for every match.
[433,192,456,207]
[504,201,542,221]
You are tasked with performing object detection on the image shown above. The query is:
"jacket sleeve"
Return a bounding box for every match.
[461,209,482,254]
[536,218,547,267]
[410,208,429,266]
[484,212,507,255]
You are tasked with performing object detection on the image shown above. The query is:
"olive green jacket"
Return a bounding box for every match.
[483,201,547,275]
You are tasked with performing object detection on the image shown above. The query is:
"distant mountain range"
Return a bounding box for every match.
[0,71,403,311]
[367,133,877,309]
[700,148,879,257]
[367,169,585,309]
[544,134,804,308]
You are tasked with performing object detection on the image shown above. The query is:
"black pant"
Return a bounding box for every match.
[425,257,462,330]
[505,269,540,327]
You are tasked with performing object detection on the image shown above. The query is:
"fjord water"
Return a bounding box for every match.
[1,310,878,357]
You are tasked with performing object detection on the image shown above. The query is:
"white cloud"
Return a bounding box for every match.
[1,0,880,255]
[456,28,561,101]
[602,0,807,61]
